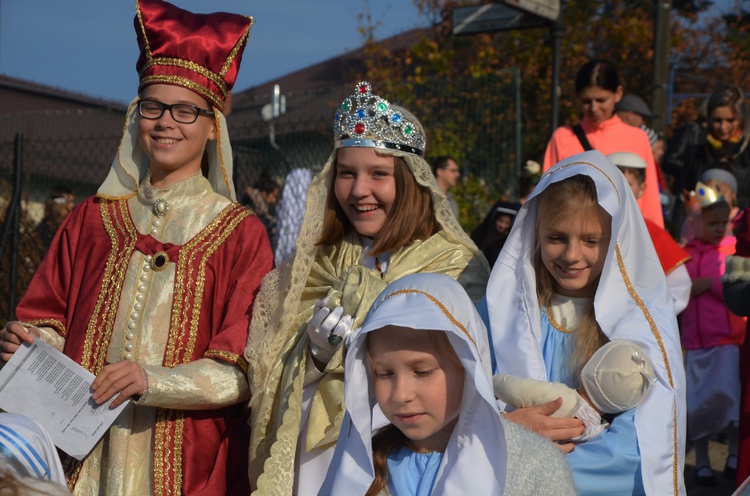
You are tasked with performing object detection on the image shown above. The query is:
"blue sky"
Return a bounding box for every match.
[0,1,424,104]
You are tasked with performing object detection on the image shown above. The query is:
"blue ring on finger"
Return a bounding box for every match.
[328,335,343,346]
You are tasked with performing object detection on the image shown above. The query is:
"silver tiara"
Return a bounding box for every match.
[333,81,426,157]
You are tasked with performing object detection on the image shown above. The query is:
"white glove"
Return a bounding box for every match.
[307,298,354,363]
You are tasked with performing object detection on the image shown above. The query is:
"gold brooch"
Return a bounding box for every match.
[151,251,169,272]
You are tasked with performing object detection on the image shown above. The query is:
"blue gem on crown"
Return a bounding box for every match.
[333,81,426,157]
[694,181,725,208]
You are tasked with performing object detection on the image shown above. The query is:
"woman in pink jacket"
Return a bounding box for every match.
[682,189,747,486]
[543,59,664,227]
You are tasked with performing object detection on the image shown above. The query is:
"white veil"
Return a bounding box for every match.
[485,150,686,495]
[320,273,507,495]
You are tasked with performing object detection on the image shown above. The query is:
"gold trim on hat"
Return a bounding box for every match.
[140,57,229,97]
[139,75,224,110]
[221,22,253,78]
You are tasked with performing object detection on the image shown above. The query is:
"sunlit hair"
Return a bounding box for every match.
[317,153,438,256]
[534,174,611,374]
[364,327,463,496]
[707,84,750,140]
[575,59,620,94]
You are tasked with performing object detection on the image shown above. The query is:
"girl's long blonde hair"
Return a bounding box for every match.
[534,174,611,375]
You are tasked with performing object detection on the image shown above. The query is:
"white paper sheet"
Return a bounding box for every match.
[0,340,129,460]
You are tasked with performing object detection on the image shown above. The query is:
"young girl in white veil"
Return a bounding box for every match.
[482,150,686,495]
[321,273,574,495]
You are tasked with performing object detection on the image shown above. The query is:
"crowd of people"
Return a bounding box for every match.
[0,1,749,495]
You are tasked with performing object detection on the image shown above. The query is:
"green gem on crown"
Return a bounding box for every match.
[342,101,350,111]
[377,102,388,112]
[404,124,414,135]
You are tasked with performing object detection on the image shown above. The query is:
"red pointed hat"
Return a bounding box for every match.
[134,0,253,111]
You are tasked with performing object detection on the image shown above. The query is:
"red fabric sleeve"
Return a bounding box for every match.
[200,213,274,368]
[16,198,110,338]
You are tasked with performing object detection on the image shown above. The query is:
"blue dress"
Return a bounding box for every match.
[479,298,645,495]
[386,446,444,496]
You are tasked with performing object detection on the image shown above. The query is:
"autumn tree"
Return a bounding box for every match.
[358,0,748,164]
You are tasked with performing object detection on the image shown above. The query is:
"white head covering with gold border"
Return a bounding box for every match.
[485,150,686,495]
[320,273,507,495]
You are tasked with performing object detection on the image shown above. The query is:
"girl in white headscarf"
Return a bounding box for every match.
[321,273,574,495]
[481,150,686,495]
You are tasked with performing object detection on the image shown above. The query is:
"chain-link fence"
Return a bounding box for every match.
[0,71,520,322]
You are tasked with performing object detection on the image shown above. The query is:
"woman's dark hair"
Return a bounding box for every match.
[575,59,621,94]
[706,84,750,140]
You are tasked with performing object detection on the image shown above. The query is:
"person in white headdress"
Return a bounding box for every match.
[245,81,489,495]
[0,412,69,495]
[320,273,574,495]
[0,1,273,493]
[481,150,686,495]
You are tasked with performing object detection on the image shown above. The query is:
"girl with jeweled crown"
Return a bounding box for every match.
[245,81,489,495]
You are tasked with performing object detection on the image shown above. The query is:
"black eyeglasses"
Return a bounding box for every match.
[137,99,214,124]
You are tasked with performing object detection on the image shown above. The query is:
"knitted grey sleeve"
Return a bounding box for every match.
[500,417,578,495]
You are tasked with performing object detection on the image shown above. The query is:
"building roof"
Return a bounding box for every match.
[227,26,432,141]
[232,26,431,104]
[0,74,127,115]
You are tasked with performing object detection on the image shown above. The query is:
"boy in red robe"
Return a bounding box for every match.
[0,1,273,494]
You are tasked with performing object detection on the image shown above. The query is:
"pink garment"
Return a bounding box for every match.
[681,236,746,349]
[543,115,664,228]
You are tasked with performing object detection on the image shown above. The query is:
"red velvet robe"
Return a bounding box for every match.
[16,195,273,495]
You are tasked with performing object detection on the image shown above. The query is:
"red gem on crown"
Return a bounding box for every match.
[354,122,366,134]
[358,84,368,94]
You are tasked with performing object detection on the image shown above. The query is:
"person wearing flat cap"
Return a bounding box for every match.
[616,94,654,128]
[617,95,668,184]
[0,1,273,494]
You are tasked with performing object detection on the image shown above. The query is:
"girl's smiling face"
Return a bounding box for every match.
[369,326,464,452]
[137,84,216,185]
[334,147,396,239]
[539,206,611,298]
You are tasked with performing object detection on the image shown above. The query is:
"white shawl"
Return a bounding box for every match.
[321,273,508,495]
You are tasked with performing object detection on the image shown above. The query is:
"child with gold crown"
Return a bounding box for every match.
[0,1,273,494]
[682,182,747,486]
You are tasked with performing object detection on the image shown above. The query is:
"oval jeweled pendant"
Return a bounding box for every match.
[152,199,169,218]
